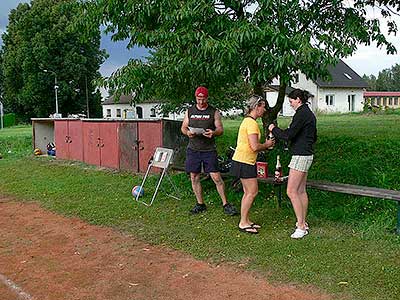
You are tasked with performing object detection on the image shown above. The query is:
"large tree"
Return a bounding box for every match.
[0,49,4,102]
[1,0,107,121]
[363,74,377,91]
[364,63,400,91]
[82,0,397,131]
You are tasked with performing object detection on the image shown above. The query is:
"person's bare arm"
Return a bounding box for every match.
[181,111,195,138]
[203,110,223,138]
[248,134,275,152]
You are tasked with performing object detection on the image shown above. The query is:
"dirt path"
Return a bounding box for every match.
[0,196,331,300]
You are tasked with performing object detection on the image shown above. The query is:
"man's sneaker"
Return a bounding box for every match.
[290,228,308,239]
[223,203,238,216]
[190,203,207,215]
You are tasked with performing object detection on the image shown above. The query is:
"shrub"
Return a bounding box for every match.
[3,113,16,127]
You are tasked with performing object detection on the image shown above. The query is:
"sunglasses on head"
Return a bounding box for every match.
[253,95,264,106]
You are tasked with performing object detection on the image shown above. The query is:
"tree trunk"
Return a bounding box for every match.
[261,79,287,137]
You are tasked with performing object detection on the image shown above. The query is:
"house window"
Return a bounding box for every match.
[116,109,121,117]
[395,98,399,106]
[106,109,111,117]
[389,98,393,106]
[150,107,156,117]
[325,95,335,106]
[344,73,352,80]
[136,106,143,119]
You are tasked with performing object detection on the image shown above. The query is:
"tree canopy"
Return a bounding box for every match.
[1,0,107,121]
[81,0,397,128]
[364,63,400,91]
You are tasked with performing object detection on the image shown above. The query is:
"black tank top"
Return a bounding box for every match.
[187,104,216,151]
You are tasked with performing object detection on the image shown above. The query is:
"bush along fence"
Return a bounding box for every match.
[3,113,16,127]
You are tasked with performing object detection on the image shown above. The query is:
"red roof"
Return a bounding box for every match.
[364,91,400,97]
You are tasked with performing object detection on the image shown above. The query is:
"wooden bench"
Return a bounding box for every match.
[259,177,400,234]
[172,166,400,234]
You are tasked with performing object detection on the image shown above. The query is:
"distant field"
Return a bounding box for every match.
[0,125,32,158]
[0,124,31,137]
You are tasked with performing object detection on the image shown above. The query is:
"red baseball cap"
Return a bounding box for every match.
[195,86,208,97]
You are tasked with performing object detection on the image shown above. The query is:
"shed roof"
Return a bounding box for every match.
[364,91,400,97]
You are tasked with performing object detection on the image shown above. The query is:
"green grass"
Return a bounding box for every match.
[0,125,32,159]
[0,116,399,300]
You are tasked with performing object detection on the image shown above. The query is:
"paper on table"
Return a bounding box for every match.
[188,127,206,135]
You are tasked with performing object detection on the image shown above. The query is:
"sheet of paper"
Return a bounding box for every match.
[188,127,206,135]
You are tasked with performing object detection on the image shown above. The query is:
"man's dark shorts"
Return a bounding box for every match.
[230,160,257,179]
[185,148,219,173]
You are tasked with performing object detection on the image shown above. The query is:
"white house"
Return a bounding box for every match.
[266,60,368,116]
[102,94,242,120]
[102,94,184,120]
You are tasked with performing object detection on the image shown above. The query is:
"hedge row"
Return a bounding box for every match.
[2,113,16,127]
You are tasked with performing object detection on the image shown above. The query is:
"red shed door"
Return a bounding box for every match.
[99,122,119,169]
[83,122,100,166]
[68,120,83,161]
[54,120,69,159]
[119,122,139,172]
[138,122,162,172]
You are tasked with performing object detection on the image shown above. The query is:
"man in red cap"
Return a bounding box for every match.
[181,86,238,215]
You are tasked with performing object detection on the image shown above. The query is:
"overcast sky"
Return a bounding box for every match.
[1,0,399,78]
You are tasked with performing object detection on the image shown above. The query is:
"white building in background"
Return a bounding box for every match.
[265,60,368,116]
[102,94,242,120]
[102,94,184,120]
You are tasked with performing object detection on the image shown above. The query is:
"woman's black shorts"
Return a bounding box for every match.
[230,160,257,179]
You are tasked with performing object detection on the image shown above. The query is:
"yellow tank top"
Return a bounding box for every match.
[232,117,260,165]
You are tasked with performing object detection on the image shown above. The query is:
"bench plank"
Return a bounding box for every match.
[306,180,400,202]
[258,178,400,202]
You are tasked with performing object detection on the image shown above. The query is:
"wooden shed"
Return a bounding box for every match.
[32,118,187,172]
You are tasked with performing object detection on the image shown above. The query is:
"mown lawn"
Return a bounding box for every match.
[0,114,399,300]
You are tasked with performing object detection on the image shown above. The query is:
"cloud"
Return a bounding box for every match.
[100,63,126,78]
[345,7,400,75]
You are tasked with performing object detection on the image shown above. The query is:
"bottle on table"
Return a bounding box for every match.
[267,131,274,150]
[274,155,282,183]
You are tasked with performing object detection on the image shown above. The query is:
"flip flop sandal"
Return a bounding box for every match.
[238,226,259,234]
[250,223,261,229]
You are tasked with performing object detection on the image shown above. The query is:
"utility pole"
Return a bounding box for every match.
[85,75,89,118]
[44,69,59,116]
[0,98,3,130]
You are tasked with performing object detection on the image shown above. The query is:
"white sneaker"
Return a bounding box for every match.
[291,228,308,239]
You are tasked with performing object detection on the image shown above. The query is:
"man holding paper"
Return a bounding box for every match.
[181,86,238,216]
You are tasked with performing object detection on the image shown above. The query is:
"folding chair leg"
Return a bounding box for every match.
[148,168,167,206]
[165,172,181,200]
[136,164,152,203]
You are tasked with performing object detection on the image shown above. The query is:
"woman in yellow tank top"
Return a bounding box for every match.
[231,96,275,234]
